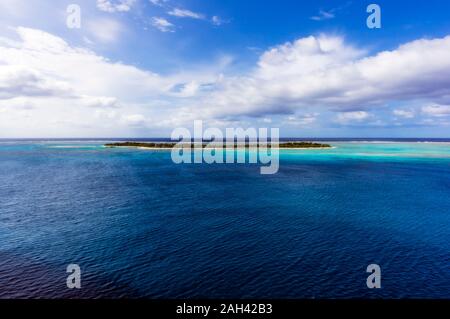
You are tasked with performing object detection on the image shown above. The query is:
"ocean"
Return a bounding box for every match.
[0,139,449,298]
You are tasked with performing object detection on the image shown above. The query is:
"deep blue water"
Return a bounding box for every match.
[0,140,449,298]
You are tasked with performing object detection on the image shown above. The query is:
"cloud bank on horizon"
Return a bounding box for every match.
[0,0,449,137]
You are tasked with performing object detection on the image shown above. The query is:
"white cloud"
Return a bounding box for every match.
[422,104,450,117]
[97,0,136,13]
[2,27,173,99]
[335,111,371,124]
[86,18,124,43]
[121,113,147,126]
[0,97,35,110]
[0,27,175,136]
[0,0,30,18]
[310,10,335,21]
[81,96,120,108]
[190,34,450,120]
[393,109,415,118]
[174,81,200,97]
[168,8,204,20]
[285,113,318,126]
[0,65,73,99]
[2,25,450,137]
[151,17,175,32]
[149,0,168,7]
[211,16,228,26]
[0,27,230,137]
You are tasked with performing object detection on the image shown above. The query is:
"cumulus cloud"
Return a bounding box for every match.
[191,34,450,120]
[284,113,319,126]
[2,26,450,137]
[0,65,72,99]
[393,109,415,118]
[121,113,147,126]
[1,27,170,99]
[0,27,227,136]
[86,18,124,43]
[422,104,450,117]
[172,81,201,97]
[335,111,371,124]
[0,27,172,136]
[81,96,120,108]
[0,97,35,110]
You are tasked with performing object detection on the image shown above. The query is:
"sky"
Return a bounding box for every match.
[1,0,450,138]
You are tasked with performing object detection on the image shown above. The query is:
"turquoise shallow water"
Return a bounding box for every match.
[0,140,449,298]
[282,142,450,160]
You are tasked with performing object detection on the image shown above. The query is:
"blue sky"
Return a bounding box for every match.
[0,0,450,137]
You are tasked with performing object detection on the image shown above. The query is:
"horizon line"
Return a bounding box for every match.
[1,137,450,140]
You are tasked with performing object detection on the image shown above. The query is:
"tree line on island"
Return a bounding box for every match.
[105,141,332,149]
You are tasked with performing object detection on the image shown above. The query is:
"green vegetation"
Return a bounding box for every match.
[105,141,331,149]
[277,142,331,148]
[105,142,176,148]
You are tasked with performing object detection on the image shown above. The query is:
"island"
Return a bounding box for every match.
[104,141,332,149]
